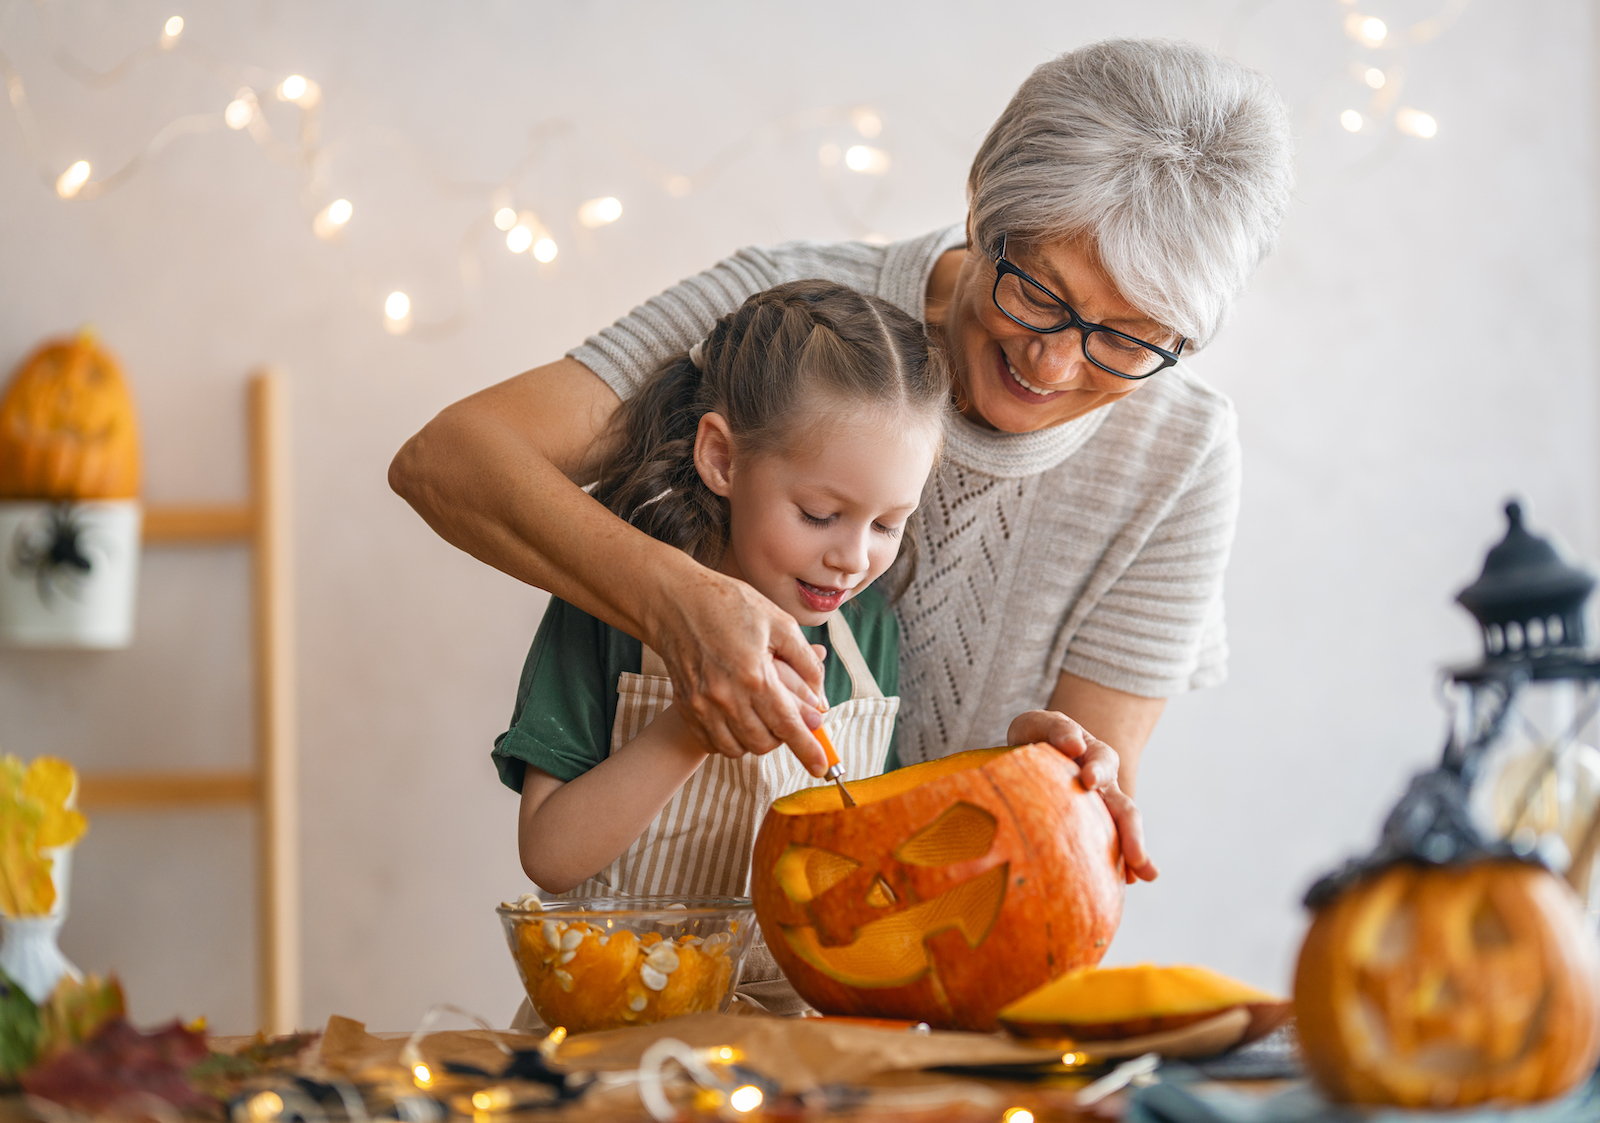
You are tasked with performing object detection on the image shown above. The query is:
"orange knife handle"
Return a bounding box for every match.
[815,725,842,770]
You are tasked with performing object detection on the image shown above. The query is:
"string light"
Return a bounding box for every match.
[1395,107,1438,138]
[728,1085,763,1113]
[223,89,255,130]
[505,224,534,253]
[851,107,882,138]
[1002,1109,1034,1123]
[1346,13,1388,47]
[246,1091,284,1121]
[576,196,622,227]
[161,16,183,45]
[411,1062,432,1086]
[278,75,320,108]
[313,198,352,239]
[385,291,412,334]
[493,207,518,231]
[1363,67,1386,89]
[532,237,558,262]
[54,160,91,198]
[844,144,890,174]
[1340,110,1363,132]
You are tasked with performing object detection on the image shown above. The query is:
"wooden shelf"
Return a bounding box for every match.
[77,372,299,1035]
[79,770,259,808]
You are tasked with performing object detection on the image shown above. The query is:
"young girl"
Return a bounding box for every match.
[492,279,948,1013]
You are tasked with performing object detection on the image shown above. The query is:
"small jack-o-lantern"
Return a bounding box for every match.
[0,330,141,500]
[1295,769,1600,1108]
[751,743,1124,1030]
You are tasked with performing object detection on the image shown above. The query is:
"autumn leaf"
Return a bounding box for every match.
[37,974,124,1062]
[22,758,86,850]
[0,793,52,918]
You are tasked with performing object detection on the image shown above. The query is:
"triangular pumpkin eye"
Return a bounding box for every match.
[894,801,997,866]
[864,876,897,908]
[774,844,860,903]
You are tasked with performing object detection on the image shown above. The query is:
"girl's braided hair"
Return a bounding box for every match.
[591,279,948,596]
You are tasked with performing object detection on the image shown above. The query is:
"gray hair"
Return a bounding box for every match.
[967,38,1294,348]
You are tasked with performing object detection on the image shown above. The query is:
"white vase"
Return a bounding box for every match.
[0,845,81,1004]
[0,499,142,649]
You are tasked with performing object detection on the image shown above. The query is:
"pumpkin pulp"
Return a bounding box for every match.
[998,963,1285,1041]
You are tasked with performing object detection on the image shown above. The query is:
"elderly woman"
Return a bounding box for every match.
[391,38,1293,876]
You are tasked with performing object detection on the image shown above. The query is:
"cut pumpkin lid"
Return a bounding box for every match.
[998,963,1281,1025]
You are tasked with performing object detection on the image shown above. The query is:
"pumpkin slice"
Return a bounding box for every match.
[998,963,1289,1044]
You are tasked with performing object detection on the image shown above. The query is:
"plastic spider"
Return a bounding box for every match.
[10,504,96,605]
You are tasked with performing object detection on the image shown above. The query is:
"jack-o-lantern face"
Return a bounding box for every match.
[0,332,141,500]
[751,744,1125,1031]
[1295,861,1600,1108]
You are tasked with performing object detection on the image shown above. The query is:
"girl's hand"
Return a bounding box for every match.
[1007,709,1159,883]
[651,567,830,774]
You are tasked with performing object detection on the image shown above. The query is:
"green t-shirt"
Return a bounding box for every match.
[493,587,902,793]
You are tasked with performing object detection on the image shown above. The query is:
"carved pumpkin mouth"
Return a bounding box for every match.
[781,863,1009,988]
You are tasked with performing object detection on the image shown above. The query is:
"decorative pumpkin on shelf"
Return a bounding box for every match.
[998,963,1290,1049]
[0,330,143,648]
[750,742,1124,1031]
[1294,767,1600,1109]
[0,330,140,500]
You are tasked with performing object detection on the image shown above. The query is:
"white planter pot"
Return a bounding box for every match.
[0,500,141,649]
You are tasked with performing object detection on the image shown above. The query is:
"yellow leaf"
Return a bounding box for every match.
[0,794,53,916]
[23,757,86,849]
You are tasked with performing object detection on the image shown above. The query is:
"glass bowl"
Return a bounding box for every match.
[497,895,756,1033]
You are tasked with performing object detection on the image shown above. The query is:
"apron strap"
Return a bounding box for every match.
[641,614,882,699]
[827,613,883,700]
[640,643,670,678]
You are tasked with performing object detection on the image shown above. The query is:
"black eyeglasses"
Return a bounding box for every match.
[990,234,1185,381]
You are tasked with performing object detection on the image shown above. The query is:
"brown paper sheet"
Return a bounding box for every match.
[551,1012,1062,1094]
[317,1015,548,1078]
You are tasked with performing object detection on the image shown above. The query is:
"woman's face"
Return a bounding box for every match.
[944,234,1175,432]
[697,404,940,627]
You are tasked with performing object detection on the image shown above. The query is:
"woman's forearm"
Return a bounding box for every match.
[518,707,706,892]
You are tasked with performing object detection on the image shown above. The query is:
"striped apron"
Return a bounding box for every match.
[515,612,897,1022]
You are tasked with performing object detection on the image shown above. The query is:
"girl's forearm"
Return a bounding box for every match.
[518,706,707,892]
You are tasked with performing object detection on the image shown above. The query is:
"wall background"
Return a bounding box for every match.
[0,0,1594,1032]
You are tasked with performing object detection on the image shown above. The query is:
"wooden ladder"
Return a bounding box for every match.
[77,372,299,1034]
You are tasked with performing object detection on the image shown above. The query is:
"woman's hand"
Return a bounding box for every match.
[650,567,830,774]
[1007,709,1159,883]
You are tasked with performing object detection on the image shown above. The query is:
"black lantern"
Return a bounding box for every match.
[1445,501,1600,912]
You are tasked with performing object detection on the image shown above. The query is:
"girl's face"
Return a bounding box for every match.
[695,404,941,627]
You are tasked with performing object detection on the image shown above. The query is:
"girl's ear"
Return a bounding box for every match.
[694,412,736,497]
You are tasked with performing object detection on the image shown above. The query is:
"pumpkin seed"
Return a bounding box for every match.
[560,928,585,952]
[629,994,648,1012]
[645,946,680,974]
[542,921,560,946]
[558,949,577,964]
[640,965,669,991]
[554,969,573,992]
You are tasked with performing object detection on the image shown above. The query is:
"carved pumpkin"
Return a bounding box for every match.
[750,743,1124,1031]
[0,331,141,500]
[998,963,1289,1044]
[1295,861,1600,1108]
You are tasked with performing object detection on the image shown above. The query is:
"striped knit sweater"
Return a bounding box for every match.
[569,225,1239,763]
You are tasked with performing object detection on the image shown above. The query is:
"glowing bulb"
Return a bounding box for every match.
[844,145,890,174]
[313,198,352,239]
[1061,1052,1083,1065]
[1346,13,1387,45]
[385,291,412,333]
[1002,1109,1034,1123]
[224,90,255,130]
[55,160,91,199]
[506,225,534,253]
[577,196,622,227]
[665,174,692,197]
[1362,17,1387,41]
[412,1062,432,1085]
[728,1085,763,1113]
[162,15,183,39]
[532,237,557,262]
[1340,110,1363,132]
[493,207,518,231]
[1364,67,1386,89]
[471,1092,492,1110]
[247,1091,284,1121]
[852,108,882,138]
[278,75,320,107]
[716,1046,736,1061]
[1395,107,1438,138]
[817,142,840,167]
